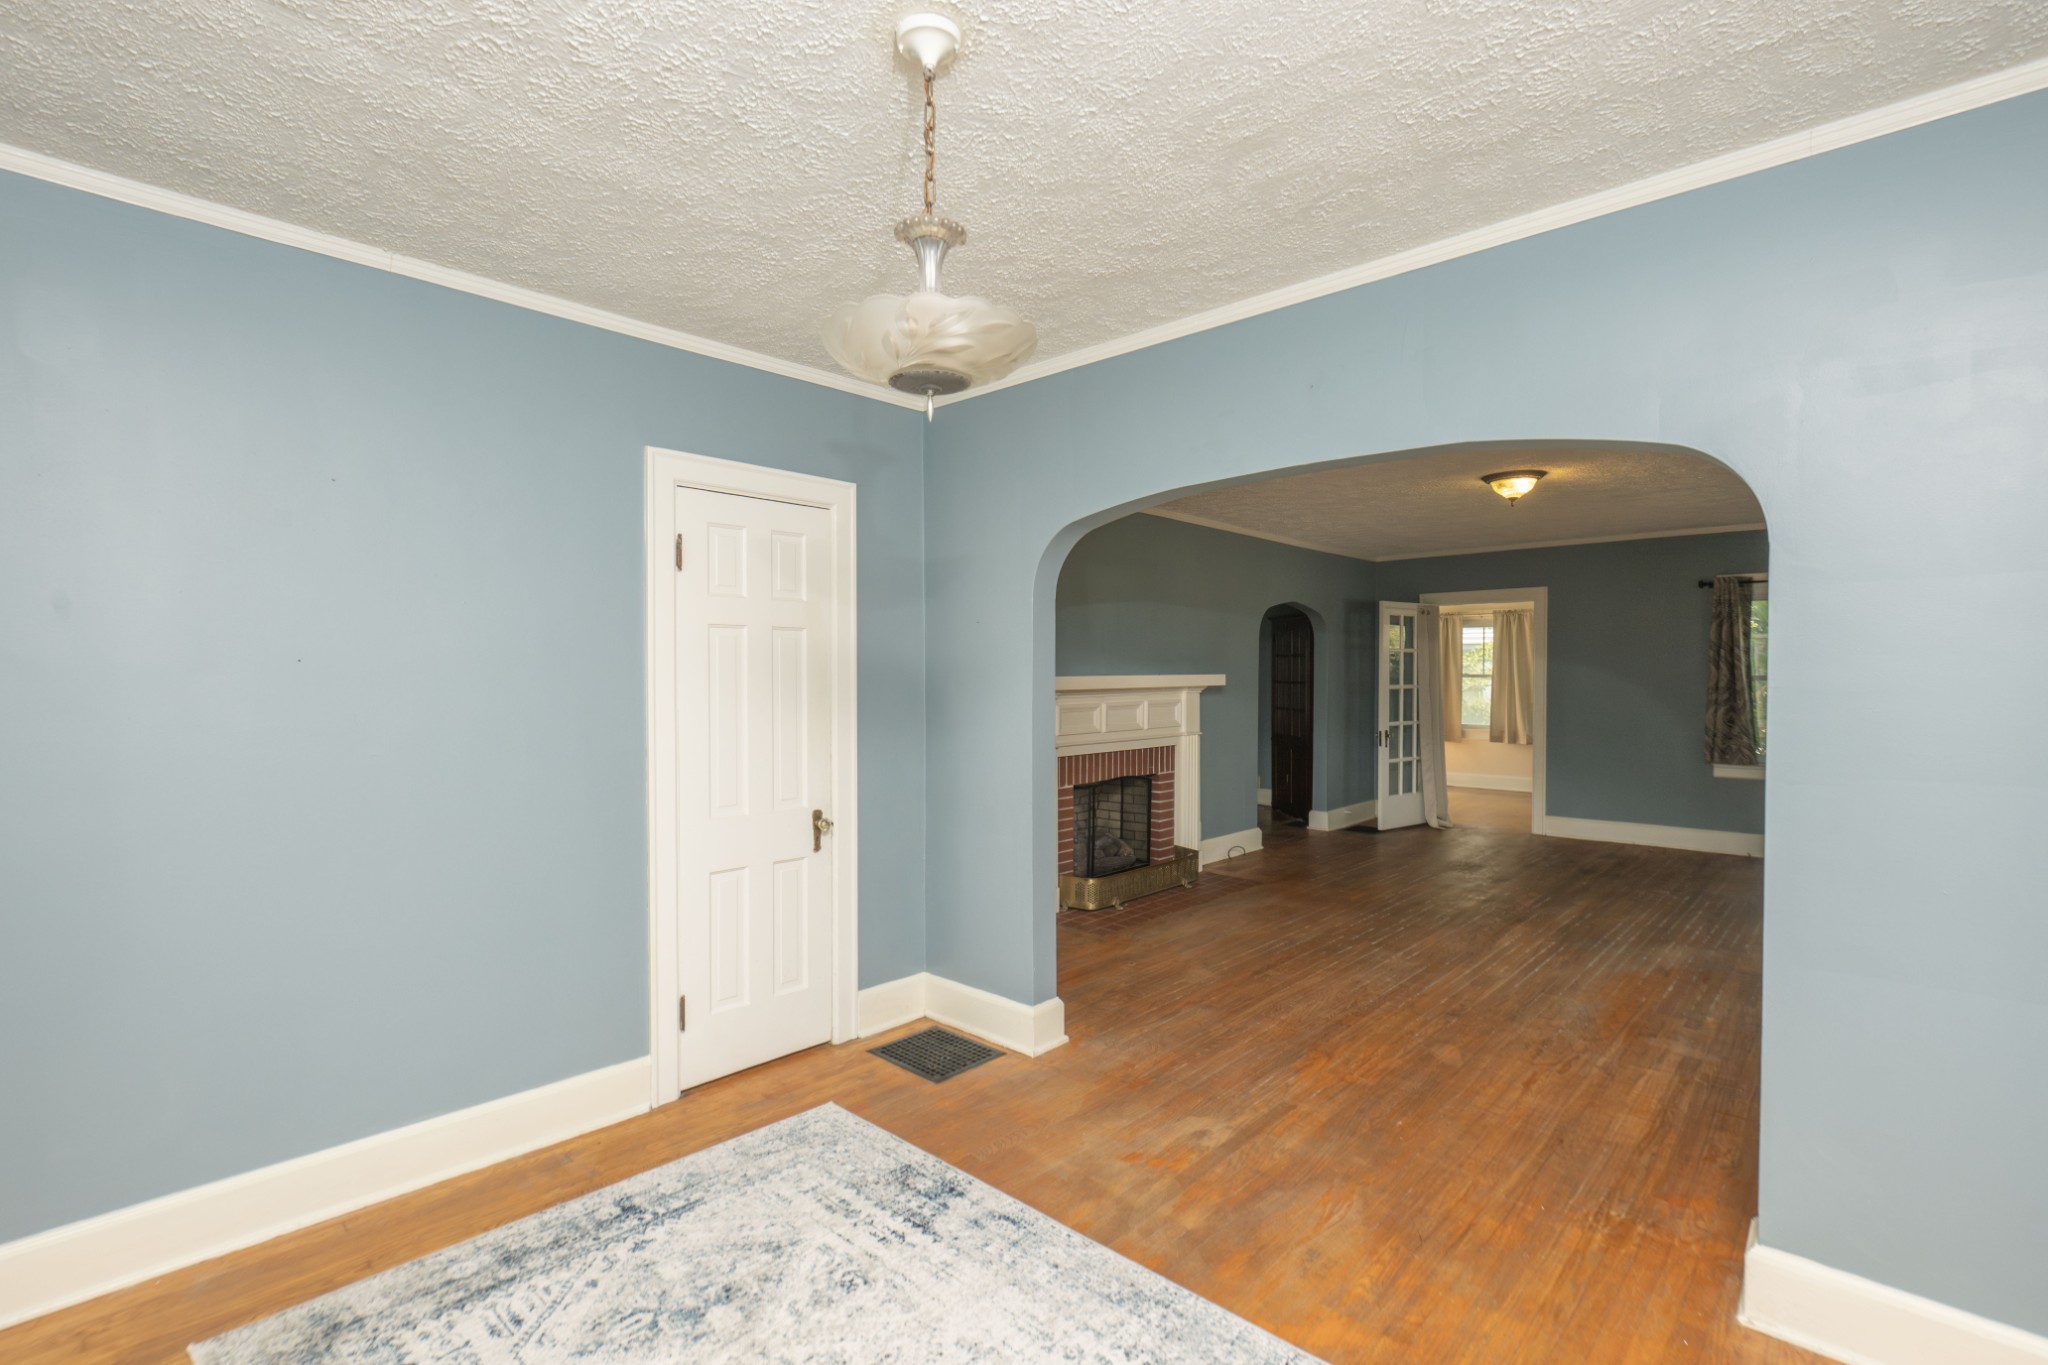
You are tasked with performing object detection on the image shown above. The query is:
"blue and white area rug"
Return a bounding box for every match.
[191,1103,1315,1363]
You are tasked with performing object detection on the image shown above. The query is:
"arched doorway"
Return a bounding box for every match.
[1027,440,1776,1358]
[1264,605,1315,824]
[1027,440,1769,1000]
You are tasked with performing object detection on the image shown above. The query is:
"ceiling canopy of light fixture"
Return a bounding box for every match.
[820,13,1037,418]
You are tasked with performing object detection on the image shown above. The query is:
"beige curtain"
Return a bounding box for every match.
[1414,606,1453,828]
[1490,608,1535,745]
[1440,614,1467,743]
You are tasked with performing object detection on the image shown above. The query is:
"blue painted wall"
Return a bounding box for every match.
[0,170,927,1241]
[1055,515,1378,836]
[925,93,2048,1332]
[5,85,2046,1343]
[1377,528,1771,834]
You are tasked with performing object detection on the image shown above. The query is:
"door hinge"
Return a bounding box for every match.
[678,995,687,1031]
[675,533,684,571]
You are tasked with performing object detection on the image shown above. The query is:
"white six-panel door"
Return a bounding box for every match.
[1378,602,1424,831]
[673,486,837,1090]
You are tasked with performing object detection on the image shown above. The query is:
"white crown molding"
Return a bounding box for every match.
[1142,507,1373,561]
[1370,522,1768,562]
[943,53,2048,406]
[1147,507,1765,563]
[0,141,924,411]
[7,54,2045,419]
[0,1057,653,1330]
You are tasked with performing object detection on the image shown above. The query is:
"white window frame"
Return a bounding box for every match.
[1456,616,1496,733]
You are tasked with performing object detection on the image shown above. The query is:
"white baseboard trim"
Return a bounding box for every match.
[927,976,1068,1057]
[854,973,932,1038]
[1740,1221,2048,1365]
[1199,827,1264,867]
[1448,772,1533,793]
[1256,786,1273,806]
[0,1056,654,1331]
[1539,813,1763,858]
[1308,799,1378,831]
[856,973,1068,1057]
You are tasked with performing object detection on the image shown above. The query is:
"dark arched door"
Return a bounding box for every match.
[1269,608,1314,823]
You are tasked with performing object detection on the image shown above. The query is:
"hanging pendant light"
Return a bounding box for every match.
[822,14,1036,419]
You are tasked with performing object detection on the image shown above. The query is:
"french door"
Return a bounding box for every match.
[1377,602,1424,831]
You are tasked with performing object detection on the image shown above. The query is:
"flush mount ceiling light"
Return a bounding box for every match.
[821,13,1037,419]
[1481,469,1548,504]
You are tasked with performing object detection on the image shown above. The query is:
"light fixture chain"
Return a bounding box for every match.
[922,67,936,217]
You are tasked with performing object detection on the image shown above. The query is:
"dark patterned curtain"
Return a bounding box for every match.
[1704,576,1759,766]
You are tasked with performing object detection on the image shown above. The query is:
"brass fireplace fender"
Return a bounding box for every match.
[1060,846,1200,911]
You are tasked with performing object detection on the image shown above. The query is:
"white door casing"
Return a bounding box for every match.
[1378,602,1424,831]
[646,450,857,1104]
[1419,587,1549,832]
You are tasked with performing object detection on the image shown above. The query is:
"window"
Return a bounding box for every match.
[1749,587,1768,760]
[1711,577,1768,780]
[1460,620,1494,728]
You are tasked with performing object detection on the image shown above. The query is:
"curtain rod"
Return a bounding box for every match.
[1697,573,1769,587]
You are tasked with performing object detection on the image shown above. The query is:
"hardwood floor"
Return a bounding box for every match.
[4,808,1819,1363]
[1446,785,1537,831]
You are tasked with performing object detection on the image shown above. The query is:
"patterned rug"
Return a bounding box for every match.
[190,1103,1317,1363]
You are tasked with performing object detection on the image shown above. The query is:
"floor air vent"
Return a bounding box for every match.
[869,1026,1003,1082]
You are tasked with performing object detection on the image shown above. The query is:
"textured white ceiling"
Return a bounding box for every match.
[4,2,2046,381]
[1150,444,1765,560]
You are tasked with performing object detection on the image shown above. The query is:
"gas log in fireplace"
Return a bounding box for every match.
[1071,776,1151,877]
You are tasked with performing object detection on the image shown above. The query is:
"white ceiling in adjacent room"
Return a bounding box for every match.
[1148,444,1765,561]
[3,2,2045,386]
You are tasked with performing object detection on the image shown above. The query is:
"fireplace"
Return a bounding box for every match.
[1055,746,1177,878]
[1054,739,1194,909]
[1072,775,1151,877]
[1054,676,1220,910]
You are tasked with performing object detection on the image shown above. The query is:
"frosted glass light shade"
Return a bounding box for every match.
[1480,469,1548,502]
[822,290,1037,394]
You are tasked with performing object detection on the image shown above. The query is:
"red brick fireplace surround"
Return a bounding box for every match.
[1056,745,1177,875]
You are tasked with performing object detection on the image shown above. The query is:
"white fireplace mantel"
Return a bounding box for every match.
[1055,675,1226,692]
[1054,674,1222,856]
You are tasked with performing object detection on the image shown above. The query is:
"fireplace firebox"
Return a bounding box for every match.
[1071,776,1151,878]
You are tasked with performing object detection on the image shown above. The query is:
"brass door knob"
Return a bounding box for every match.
[812,809,834,852]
